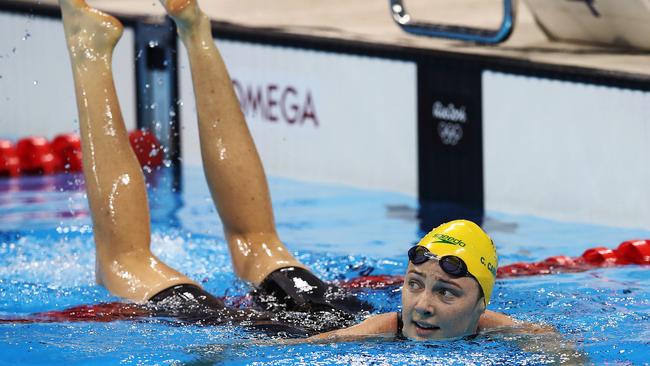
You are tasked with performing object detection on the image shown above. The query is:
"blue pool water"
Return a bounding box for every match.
[0,167,649,365]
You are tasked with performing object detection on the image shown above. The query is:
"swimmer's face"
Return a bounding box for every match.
[401,260,485,340]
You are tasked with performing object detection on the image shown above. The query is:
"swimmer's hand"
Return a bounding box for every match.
[480,315,590,365]
[502,330,589,365]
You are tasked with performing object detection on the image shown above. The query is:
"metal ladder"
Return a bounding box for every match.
[389,0,517,44]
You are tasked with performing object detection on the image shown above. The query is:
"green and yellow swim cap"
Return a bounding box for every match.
[416,220,498,305]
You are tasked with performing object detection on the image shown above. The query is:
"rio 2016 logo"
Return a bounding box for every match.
[432,101,467,146]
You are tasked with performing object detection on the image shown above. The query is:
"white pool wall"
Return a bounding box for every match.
[0,12,137,139]
[178,40,419,196]
[483,71,650,230]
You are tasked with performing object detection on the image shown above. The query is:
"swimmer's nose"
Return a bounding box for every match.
[413,292,436,316]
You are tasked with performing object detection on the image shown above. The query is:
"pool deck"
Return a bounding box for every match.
[7,0,650,79]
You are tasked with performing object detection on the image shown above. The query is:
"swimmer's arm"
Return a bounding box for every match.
[479,310,521,329]
[308,311,549,342]
[306,312,398,343]
[480,310,555,333]
[480,310,570,338]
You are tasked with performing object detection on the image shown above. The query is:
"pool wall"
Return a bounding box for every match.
[178,41,418,196]
[0,8,137,139]
[484,72,650,229]
[3,1,650,230]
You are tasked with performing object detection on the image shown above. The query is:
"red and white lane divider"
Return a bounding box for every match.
[497,239,650,278]
[0,302,149,324]
[0,130,163,177]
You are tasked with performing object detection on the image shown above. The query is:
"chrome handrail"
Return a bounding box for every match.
[389,0,517,44]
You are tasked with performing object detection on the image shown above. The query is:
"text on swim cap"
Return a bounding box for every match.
[480,256,497,277]
[432,233,466,247]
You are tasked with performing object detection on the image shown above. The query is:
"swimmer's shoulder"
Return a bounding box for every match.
[478,310,517,330]
[354,312,399,334]
[479,310,555,334]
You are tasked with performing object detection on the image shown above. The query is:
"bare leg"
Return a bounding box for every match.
[161,0,307,285]
[59,0,196,302]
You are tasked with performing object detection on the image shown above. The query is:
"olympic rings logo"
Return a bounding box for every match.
[437,121,464,146]
[432,100,467,146]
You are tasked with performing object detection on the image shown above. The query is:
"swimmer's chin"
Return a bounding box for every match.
[404,328,479,341]
[407,334,477,342]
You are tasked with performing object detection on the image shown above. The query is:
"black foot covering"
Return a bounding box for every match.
[150,284,225,307]
[148,284,280,329]
[148,283,335,336]
[148,284,231,322]
[253,267,373,314]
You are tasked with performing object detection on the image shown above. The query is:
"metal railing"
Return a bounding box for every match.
[389,0,517,44]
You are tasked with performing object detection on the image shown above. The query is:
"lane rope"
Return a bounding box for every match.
[0,130,163,177]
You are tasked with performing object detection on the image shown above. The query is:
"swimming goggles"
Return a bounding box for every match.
[407,245,470,278]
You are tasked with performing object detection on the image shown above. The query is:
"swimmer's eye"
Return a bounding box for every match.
[437,288,458,299]
[407,279,423,290]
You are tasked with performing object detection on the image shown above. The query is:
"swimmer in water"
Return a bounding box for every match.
[57,0,560,342]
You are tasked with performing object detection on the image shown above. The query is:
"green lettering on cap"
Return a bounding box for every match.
[480,256,497,277]
[432,233,466,247]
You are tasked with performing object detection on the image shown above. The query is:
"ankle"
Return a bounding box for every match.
[96,246,151,264]
[60,4,123,58]
[238,257,309,286]
[177,14,211,43]
[72,55,113,71]
[59,0,88,13]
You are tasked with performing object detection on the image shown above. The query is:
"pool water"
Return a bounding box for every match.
[0,167,648,365]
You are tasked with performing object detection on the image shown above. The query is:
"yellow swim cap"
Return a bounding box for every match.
[416,220,498,305]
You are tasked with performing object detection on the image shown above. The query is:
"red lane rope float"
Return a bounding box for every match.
[0,140,20,177]
[0,130,163,178]
[50,134,82,173]
[129,129,164,169]
[498,239,650,277]
[16,137,59,175]
[0,302,150,324]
